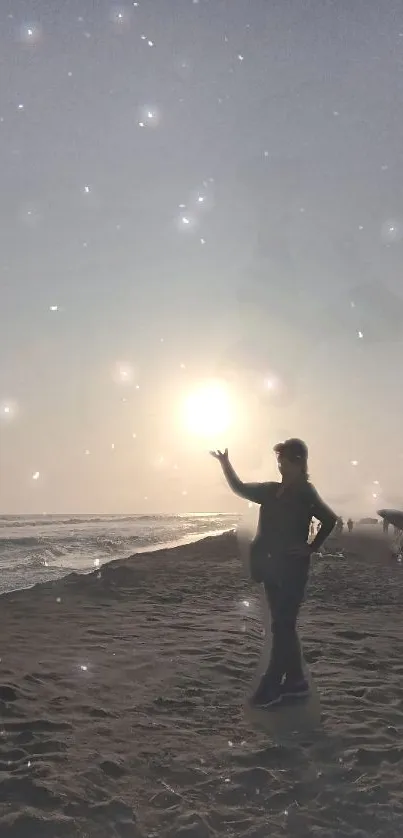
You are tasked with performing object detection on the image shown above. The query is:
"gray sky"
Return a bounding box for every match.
[1,0,403,516]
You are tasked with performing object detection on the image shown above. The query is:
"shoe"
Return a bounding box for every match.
[281,677,310,698]
[250,674,282,708]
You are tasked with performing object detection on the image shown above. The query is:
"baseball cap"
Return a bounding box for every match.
[273,438,308,462]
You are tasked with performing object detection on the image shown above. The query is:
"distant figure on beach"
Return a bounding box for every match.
[210,438,337,707]
[347,518,354,533]
[335,517,344,535]
[383,518,389,534]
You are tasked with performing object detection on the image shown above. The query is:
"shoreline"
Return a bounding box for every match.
[0,526,237,600]
[0,524,394,603]
[0,530,237,604]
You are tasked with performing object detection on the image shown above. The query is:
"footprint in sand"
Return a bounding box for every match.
[336,630,372,641]
[100,759,127,778]
[0,686,18,702]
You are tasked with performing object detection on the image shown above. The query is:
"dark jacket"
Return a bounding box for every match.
[221,461,337,581]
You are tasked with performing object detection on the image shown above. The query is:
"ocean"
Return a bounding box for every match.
[0,513,241,596]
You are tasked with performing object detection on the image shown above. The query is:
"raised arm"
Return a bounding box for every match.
[210,449,268,504]
[309,487,338,552]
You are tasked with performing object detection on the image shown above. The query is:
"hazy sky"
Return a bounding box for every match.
[2,0,403,516]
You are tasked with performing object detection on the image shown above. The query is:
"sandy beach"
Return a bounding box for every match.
[1,530,403,837]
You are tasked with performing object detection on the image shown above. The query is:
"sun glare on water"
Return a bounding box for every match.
[183,380,233,441]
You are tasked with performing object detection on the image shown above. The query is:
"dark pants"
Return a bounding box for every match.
[264,558,309,685]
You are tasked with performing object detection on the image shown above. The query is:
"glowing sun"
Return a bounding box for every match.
[183,380,232,439]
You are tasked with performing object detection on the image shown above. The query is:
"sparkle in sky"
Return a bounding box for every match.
[2,0,403,515]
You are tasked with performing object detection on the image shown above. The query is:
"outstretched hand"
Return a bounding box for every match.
[210,448,229,464]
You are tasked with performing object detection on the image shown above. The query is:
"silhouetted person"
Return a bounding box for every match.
[210,438,337,707]
[347,518,354,533]
[383,518,389,534]
[335,517,344,535]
